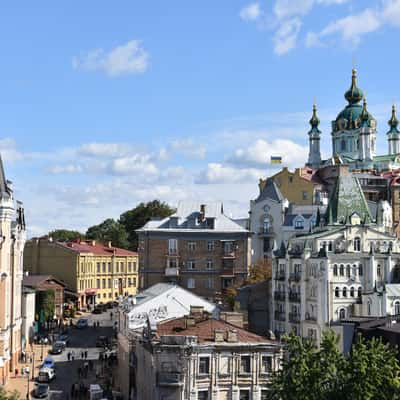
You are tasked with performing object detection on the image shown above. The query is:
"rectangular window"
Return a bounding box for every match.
[116,263,119,273]
[206,260,213,270]
[96,262,101,273]
[207,241,215,251]
[108,262,112,273]
[240,355,251,373]
[219,356,230,375]
[224,241,234,254]
[239,390,250,400]
[108,278,112,288]
[102,279,106,289]
[261,355,272,373]
[121,262,125,273]
[133,277,136,287]
[199,357,210,374]
[205,278,214,289]
[168,239,178,255]
[133,262,137,271]
[128,262,132,272]
[128,278,131,287]
[187,260,195,270]
[263,238,271,252]
[188,242,196,252]
[302,191,308,200]
[96,279,100,289]
[187,278,195,289]
[102,262,106,273]
[198,392,208,400]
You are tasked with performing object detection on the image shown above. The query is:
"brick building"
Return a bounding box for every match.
[137,202,251,301]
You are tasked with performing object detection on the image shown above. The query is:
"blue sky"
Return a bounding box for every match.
[1,0,400,236]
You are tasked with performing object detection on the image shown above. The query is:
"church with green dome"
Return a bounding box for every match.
[307,69,400,171]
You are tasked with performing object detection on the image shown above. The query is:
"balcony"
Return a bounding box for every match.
[274,311,286,321]
[166,250,179,257]
[157,372,184,387]
[222,251,236,259]
[274,291,286,301]
[275,271,286,281]
[165,267,179,277]
[288,292,301,303]
[289,272,301,282]
[289,313,300,323]
[305,313,317,322]
[258,227,274,236]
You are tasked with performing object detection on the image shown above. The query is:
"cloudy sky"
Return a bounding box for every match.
[1,1,400,236]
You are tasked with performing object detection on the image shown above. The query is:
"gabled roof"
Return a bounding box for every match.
[23,274,66,288]
[57,240,137,256]
[255,179,284,203]
[325,175,372,225]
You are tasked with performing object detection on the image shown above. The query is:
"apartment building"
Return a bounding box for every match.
[23,238,138,309]
[137,202,251,300]
[136,308,282,400]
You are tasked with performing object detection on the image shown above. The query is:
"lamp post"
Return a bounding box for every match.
[40,339,44,362]
[26,368,30,400]
[31,352,35,381]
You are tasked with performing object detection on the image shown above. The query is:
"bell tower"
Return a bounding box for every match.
[306,103,322,168]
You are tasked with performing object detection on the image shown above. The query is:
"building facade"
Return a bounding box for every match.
[272,174,400,346]
[23,239,138,309]
[0,157,26,384]
[137,202,251,301]
[135,309,282,400]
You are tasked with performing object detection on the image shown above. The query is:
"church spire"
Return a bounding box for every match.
[344,68,364,105]
[387,103,400,155]
[307,102,322,168]
[388,104,399,132]
[360,97,370,126]
[309,102,320,132]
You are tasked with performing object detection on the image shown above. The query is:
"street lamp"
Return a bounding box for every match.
[31,352,35,381]
[40,339,44,362]
[26,368,30,400]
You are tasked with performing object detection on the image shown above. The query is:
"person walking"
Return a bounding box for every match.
[67,351,71,361]
[80,351,84,360]
[84,349,88,360]
[71,350,75,361]
[110,311,113,320]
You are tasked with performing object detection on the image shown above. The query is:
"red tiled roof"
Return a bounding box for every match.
[57,240,138,256]
[23,274,66,288]
[157,317,270,344]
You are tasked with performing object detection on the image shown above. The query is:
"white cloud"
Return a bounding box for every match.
[274,0,314,19]
[78,143,131,158]
[169,138,206,159]
[196,163,262,184]
[239,3,262,21]
[109,155,158,176]
[72,40,149,77]
[228,138,308,168]
[273,17,302,55]
[0,138,24,163]
[48,164,83,174]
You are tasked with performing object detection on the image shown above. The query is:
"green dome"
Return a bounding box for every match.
[344,68,364,104]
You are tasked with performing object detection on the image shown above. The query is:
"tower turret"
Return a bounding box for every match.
[387,104,400,155]
[358,97,374,162]
[306,103,322,168]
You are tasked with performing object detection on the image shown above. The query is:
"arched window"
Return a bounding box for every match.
[339,308,346,319]
[358,264,363,276]
[339,264,344,276]
[367,301,371,316]
[395,301,400,316]
[263,217,271,233]
[346,265,351,278]
[341,139,346,151]
[377,264,381,277]
[353,264,358,276]
[358,287,362,298]
[350,287,355,297]
[333,264,338,276]
[354,237,361,252]
[343,287,347,297]
[328,241,333,252]
[335,287,340,297]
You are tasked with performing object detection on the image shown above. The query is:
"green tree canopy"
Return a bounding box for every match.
[48,229,84,242]
[119,200,175,250]
[0,387,19,400]
[86,218,129,249]
[268,332,400,400]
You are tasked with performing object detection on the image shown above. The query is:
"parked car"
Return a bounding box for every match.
[49,341,65,355]
[95,336,110,347]
[56,334,69,346]
[76,318,89,329]
[105,302,113,309]
[32,383,49,399]
[92,306,103,314]
[41,357,55,370]
[38,368,56,383]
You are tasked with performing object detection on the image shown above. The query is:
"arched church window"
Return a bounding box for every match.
[341,139,346,151]
[377,264,381,277]
[367,301,371,316]
[335,287,340,297]
[339,264,344,276]
[263,217,271,233]
[358,287,362,298]
[333,264,338,276]
[339,308,346,320]
[350,287,355,297]
[358,264,363,276]
[343,287,347,297]
[354,237,361,252]
[346,265,351,277]
[395,301,400,316]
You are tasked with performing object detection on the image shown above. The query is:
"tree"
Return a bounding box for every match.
[245,258,272,284]
[86,218,129,249]
[119,200,175,250]
[0,387,19,400]
[48,229,84,242]
[36,290,55,323]
[268,332,400,400]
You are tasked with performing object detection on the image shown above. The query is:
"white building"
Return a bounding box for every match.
[21,287,35,350]
[272,173,400,345]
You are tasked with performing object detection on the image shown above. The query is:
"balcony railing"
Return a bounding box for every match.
[274,311,286,321]
[289,272,301,282]
[165,267,179,277]
[274,291,286,301]
[167,249,179,256]
[305,313,317,322]
[157,372,184,386]
[275,271,285,281]
[259,227,274,235]
[289,313,300,323]
[222,251,236,258]
[288,292,301,303]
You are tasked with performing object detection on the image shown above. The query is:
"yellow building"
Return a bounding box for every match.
[24,238,139,309]
[260,166,326,205]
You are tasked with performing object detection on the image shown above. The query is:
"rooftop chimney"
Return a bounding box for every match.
[220,312,244,328]
[199,204,206,222]
[227,329,238,343]
[190,305,204,317]
[214,329,225,342]
[185,316,196,328]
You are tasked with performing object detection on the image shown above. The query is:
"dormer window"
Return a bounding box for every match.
[294,216,304,230]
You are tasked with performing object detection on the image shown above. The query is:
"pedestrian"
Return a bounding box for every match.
[84,349,88,360]
[15,368,18,377]
[67,351,71,361]
[71,350,75,361]
[89,359,93,371]
[80,351,84,359]
[110,311,113,320]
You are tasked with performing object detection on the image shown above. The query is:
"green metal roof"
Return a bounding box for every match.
[325,175,372,225]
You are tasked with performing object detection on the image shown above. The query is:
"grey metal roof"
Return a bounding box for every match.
[367,200,378,219]
[255,179,284,203]
[283,213,314,226]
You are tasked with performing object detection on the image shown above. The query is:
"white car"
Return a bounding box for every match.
[38,367,56,383]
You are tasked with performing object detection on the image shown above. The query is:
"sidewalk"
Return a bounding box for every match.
[5,343,51,398]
